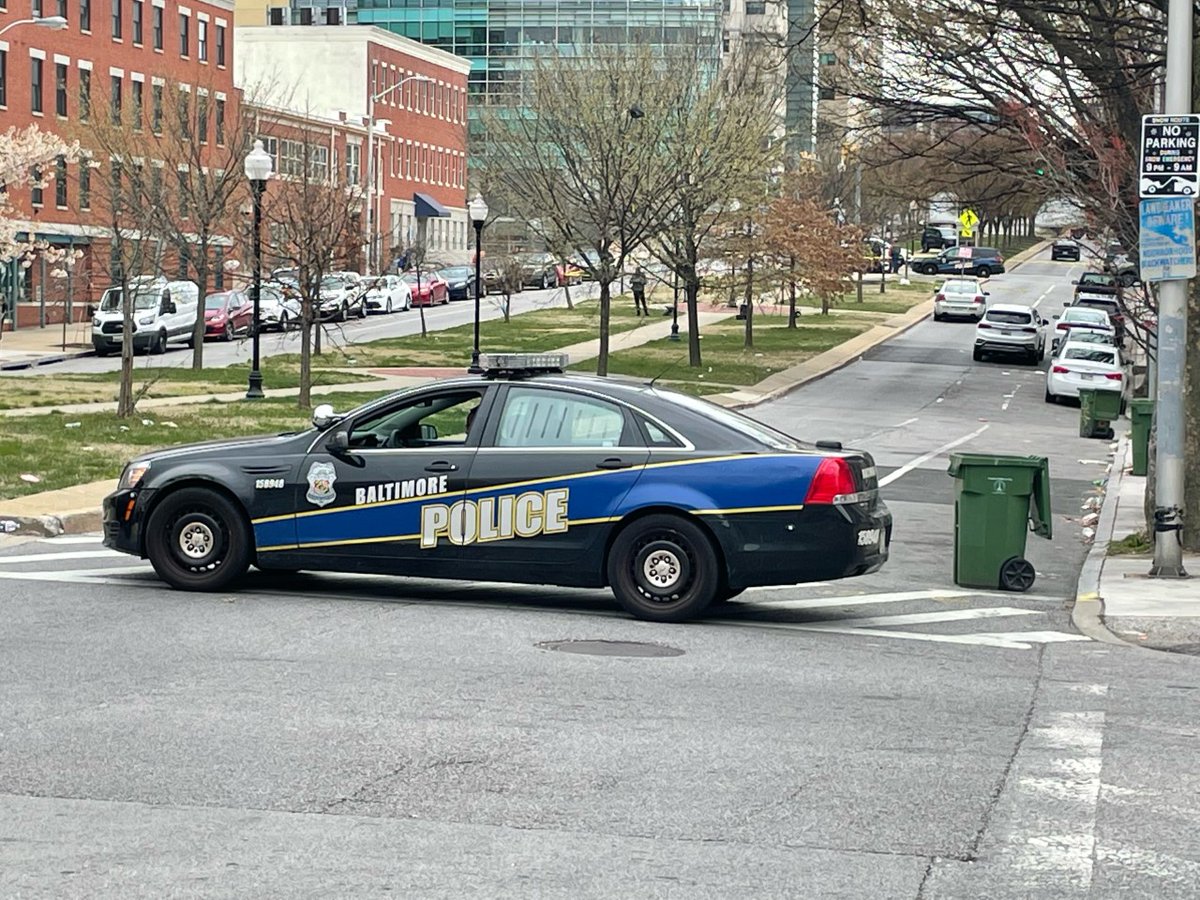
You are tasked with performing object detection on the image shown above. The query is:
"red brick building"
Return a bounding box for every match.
[1,0,238,329]
[234,24,471,272]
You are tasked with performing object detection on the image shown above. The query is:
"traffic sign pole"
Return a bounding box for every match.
[1150,0,1192,577]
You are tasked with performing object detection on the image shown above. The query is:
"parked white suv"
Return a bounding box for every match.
[973,304,1046,364]
[91,278,200,356]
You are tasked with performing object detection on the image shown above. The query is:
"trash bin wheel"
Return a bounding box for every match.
[999,557,1036,592]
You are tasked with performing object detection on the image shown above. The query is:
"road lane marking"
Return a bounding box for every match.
[0,565,152,584]
[1002,384,1022,411]
[35,535,103,544]
[878,424,990,487]
[740,588,972,607]
[797,606,1039,628]
[1033,286,1055,308]
[0,550,126,565]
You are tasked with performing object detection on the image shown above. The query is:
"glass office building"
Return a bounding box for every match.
[352,0,724,114]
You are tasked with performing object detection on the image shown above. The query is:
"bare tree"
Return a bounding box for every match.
[482,47,677,376]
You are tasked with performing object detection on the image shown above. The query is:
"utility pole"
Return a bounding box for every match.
[1150,0,1192,577]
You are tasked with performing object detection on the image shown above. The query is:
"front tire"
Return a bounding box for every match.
[607,514,720,622]
[385,298,393,314]
[222,322,234,342]
[152,330,167,354]
[145,487,252,591]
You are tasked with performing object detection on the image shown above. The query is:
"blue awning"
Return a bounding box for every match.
[414,192,449,219]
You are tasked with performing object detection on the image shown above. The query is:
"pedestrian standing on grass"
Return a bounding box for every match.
[631,270,649,316]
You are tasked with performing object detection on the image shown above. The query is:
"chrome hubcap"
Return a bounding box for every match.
[643,550,681,589]
[179,522,215,559]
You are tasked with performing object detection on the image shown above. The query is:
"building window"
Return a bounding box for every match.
[79,160,90,210]
[214,97,224,144]
[177,242,189,279]
[152,82,162,132]
[31,165,43,205]
[818,85,836,100]
[0,49,6,107]
[80,0,90,31]
[196,93,207,143]
[214,247,224,289]
[110,245,123,281]
[31,58,43,114]
[198,20,207,61]
[262,136,278,170]
[150,164,161,201]
[132,0,143,43]
[152,5,162,49]
[55,155,67,207]
[819,52,838,66]
[57,0,67,18]
[345,142,360,185]
[132,79,143,130]
[309,145,329,181]
[179,14,189,57]
[33,0,42,15]
[216,25,225,66]
[112,0,122,38]
[55,62,67,116]
[110,75,121,123]
[178,89,189,138]
[78,67,90,121]
[745,0,766,13]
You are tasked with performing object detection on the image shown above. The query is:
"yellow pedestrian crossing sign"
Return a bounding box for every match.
[959,208,979,238]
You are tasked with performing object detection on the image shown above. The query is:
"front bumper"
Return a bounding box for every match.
[92,331,156,351]
[446,285,471,300]
[102,487,153,557]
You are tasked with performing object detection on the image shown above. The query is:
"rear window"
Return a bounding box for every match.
[1064,347,1117,364]
[943,281,976,294]
[975,248,1000,257]
[985,310,1032,325]
[1065,309,1109,324]
[1077,298,1119,311]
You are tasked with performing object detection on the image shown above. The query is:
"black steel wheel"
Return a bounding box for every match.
[607,514,720,622]
[145,487,252,591]
[976,265,992,278]
[152,330,168,354]
[999,556,1036,592]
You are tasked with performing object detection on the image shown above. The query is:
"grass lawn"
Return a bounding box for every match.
[0,391,386,501]
[0,361,379,410]
[271,296,660,371]
[570,313,869,396]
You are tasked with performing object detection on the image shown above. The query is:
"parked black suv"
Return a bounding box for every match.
[913,246,1006,277]
[920,224,958,251]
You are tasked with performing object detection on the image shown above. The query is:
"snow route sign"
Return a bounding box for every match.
[1140,114,1200,198]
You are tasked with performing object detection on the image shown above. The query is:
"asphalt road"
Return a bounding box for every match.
[8,281,600,376]
[3,249,1200,897]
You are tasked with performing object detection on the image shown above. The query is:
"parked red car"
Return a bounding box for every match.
[402,270,450,307]
[203,291,253,341]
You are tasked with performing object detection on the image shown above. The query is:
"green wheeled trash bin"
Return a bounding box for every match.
[1078,387,1122,440]
[1129,398,1154,477]
[948,453,1052,592]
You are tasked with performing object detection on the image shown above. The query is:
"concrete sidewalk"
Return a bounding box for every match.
[0,323,94,370]
[1093,438,1200,652]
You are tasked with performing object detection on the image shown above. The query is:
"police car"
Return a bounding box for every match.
[103,354,892,622]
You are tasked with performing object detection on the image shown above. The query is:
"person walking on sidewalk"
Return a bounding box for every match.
[631,270,649,316]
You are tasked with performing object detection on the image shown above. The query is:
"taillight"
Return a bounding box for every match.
[1105,372,1123,381]
[1021,326,1037,333]
[805,458,858,504]
[1057,323,1069,331]
[978,322,993,329]
[935,293,945,302]
[973,295,985,304]
[1052,365,1070,373]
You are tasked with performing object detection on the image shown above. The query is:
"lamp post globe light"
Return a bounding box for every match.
[468,193,488,373]
[0,15,68,36]
[244,139,273,400]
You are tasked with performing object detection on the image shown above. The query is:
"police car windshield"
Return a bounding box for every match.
[653,389,804,450]
[100,288,163,312]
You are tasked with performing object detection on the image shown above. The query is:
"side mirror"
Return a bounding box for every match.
[1071,280,1079,285]
[325,430,350,454]
[983,291,991,296]
[1051,314,1061,320]
[420,423,438,441]
[312,403,339,430]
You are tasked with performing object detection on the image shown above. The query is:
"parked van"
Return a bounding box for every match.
[91,278,200,356]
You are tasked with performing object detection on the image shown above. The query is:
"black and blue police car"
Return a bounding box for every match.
[103,353,892,622]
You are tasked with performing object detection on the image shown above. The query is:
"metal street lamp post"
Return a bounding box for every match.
[362,74,433,275]
[244,139,273,400]
[0,15,68,36]
[468,193,488,373]
[669,239,680,341]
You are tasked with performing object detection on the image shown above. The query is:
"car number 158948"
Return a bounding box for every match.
[857,528,881,547]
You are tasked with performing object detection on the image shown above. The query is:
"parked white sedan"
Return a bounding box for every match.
[362,275,412,314]
[933,277,988,321]
[1045,341,1126,407]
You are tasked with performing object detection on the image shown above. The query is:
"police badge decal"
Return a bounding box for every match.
[305,461,338,507]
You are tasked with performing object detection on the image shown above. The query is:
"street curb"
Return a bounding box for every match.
[721,238,1053,410]
[0,348,95,371]
[1071,434,1134,646]
[0,509,102,537]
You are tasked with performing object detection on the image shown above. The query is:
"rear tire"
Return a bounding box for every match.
[976,266,992,278]
[972,347,984,361]
[1045,389,1057,404]
[933,312,944,322]
[607,514,720,622]
[145,487,252,591]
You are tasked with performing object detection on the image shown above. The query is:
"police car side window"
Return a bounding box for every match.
[639,417,681,448]
[496,387,629,448]
[349,391,483,449]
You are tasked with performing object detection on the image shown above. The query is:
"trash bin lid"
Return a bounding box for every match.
[948,452,1050,477]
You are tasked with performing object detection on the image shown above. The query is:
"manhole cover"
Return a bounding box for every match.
[536,640,684,658]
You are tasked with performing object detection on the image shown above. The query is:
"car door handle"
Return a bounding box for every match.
[425,461,458,473]
[596,457,634,470]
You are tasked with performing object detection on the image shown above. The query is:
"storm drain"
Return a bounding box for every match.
[536,640,685,658]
